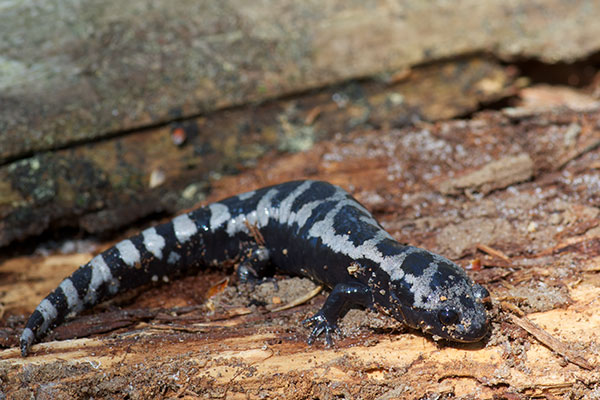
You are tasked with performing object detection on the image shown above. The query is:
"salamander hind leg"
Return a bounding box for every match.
[236,245,273,284]
[303,282,372,346]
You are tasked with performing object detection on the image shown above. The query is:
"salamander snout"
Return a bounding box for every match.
[433,303,488,342]
[431,281,490,342]
[380,247,491,343]
[390,273,490,342]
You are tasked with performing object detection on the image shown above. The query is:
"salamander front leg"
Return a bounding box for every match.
[236,245,272,284]
[303,282,372,346]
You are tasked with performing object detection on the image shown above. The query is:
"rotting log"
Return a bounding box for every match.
[0,57,520,248]
[1,105,600,399]
[2,0,600,162]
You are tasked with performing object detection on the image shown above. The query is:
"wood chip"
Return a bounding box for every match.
[438,153,534,195]
[207,277,229,298]
[305,106,323,125]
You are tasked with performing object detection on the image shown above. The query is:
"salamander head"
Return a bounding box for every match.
[382,249,489,342]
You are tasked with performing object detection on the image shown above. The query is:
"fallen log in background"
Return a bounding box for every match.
[3,0,599,162]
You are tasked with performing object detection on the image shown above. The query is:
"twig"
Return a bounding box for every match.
[244,220,265,246]
[510,314,593,370]
[499,300,525,317]
[476,243,511,263]
[270,285,324,312]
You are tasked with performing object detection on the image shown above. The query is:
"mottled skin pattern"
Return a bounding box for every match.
[21,180,489,356]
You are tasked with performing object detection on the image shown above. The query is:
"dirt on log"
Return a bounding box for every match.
[1,105,600,399]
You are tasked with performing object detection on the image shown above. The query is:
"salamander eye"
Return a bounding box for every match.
[473,284,490,301]
[438,309,459,326]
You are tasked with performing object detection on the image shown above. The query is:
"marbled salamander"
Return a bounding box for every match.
[21,180,489,356]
